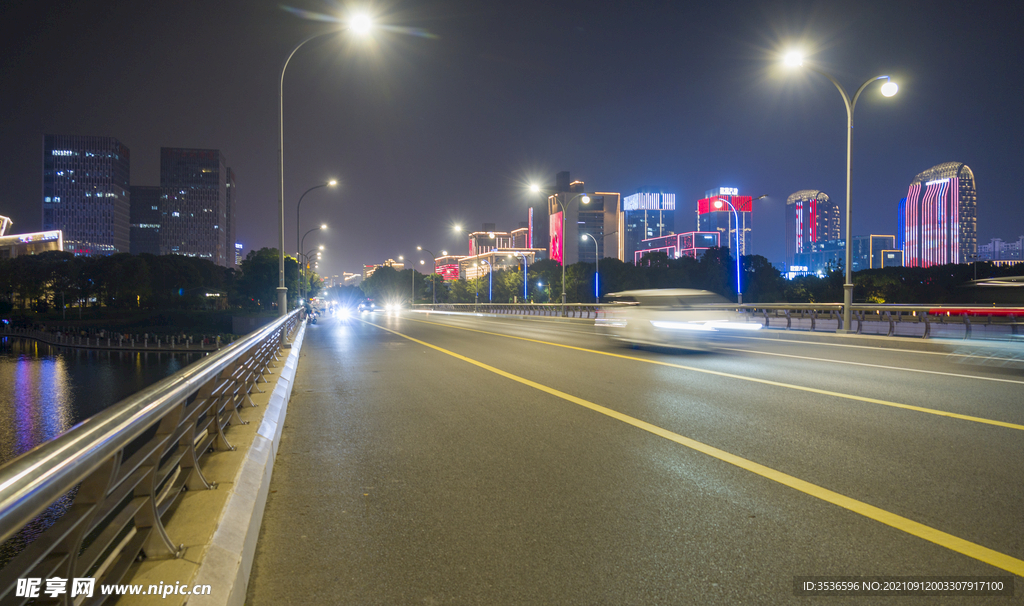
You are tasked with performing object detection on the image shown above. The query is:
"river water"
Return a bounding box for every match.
[0,336,202,567]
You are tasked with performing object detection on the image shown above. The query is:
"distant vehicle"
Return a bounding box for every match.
[596,288,762,350]
[357,299,377,313]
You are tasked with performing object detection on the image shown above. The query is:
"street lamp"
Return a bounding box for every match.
[712,199,744,304]
[580,233,599,302]
[299,225,327,301]
[785,51,899,331]
[296,179,337,272]
[481,258,493,302]
[278,14,374,316]
[508,252,528,302]
[417,246,439,304]
[529,183,590,315]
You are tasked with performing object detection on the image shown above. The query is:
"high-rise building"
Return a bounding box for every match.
[620,190,675,264]
[546,174,620,265]
[901,162,977,267]
[785,190,839,269]
[42,134,130,255]
[160,148,233,267]
[851,235,897,271]
[697,187,754,257]
[130,185,161,255]
[225,168,237,268]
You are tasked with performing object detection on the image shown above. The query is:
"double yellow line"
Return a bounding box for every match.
[364,317,1024,577]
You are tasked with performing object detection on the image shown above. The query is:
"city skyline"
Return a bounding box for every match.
[2,0,1021,276]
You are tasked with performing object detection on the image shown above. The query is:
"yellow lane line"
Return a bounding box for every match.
[719,347,1024,385]
[364,319,1024,577]
[399,316,1024,432]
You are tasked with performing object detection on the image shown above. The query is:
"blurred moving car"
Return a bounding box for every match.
[357,299,376,313]
[596,288,761,350]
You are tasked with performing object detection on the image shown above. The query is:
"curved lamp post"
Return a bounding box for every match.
[278,15,374,316]
[417,246,439,304]
[580,233,599,302]
[529,184,590,315]
[299,225,326,300]
[296,179,337,260]
[712,198,744,303]
[481,258,493,302]
[508,252,528,302]
[784,51,898,331]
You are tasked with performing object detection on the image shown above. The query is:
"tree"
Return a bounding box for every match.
[360,266,410,305]
[235,248,297,310]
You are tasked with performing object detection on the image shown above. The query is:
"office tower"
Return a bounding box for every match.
[901,162,977,267]
[130,185,161,255]
[621,190,676,264]
[697,187,754,257]
[42,135,130,255]
[225,168,237,268]
[548,186,621,265]
[785,190,839,269]
[160,148,234,267]
[851,235,897,271]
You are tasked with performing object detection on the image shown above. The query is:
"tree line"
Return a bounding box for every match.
[357,247,1019,306]
[0,247,323,315]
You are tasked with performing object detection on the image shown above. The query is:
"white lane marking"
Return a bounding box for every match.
[721,347,1024,385]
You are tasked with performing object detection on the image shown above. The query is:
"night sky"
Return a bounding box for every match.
[2,0,1021,275]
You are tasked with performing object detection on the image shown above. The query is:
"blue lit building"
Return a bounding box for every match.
[42,134,131,255]
[620,190,675,264]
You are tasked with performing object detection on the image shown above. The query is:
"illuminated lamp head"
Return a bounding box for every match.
[581,195,590,204]
[783,51,804,67]
[880,79,899,97]
[714,199,724,209]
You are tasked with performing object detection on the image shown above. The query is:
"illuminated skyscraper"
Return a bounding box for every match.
[902,162,977,267]
[697,187,753,256]
[785,190,839,269]
[621,190,675,264]
[130,185,161,255]
[42,134,130,255]
[545,172,621,264]
[160,148,234,267]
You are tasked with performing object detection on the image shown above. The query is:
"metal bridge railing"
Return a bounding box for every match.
[413,302,1024,340]
[0,309,302,604]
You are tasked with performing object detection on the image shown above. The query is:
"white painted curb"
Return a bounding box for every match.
[188,323,306,606]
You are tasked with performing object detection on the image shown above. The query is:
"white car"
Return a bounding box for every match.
[596,289,762,350]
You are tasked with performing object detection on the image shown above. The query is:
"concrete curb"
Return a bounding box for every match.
[188,323,306,606]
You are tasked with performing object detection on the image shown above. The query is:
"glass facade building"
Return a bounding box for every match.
[160,148,234,267]
[42,135,130,255]
[785,190,839,270]
[697,188,754,257]
[621,191,675,264]
[902,162,977,267]
[129,185,162,255]
[851,234,897,271]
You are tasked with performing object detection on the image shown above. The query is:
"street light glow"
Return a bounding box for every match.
[783,51,804,67]
[320,223,327,230]
[581,195,590,204]
[349,13,373,35]
[529,183,541,193]
[881,80,899,97]
[328,179,338,187]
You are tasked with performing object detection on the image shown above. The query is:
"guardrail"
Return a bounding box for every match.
[0,309,302,604]
[413,303,1024,339]
[0,326,221,352]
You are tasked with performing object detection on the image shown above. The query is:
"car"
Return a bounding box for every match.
[357,299,376,313]
[596,288,762,350]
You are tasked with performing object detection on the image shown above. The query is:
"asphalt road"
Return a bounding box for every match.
[247,311,1024,605]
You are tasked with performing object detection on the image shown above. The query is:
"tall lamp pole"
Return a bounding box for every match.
[417,246,440,304]
[509,252,529,302]
[580,233,599,302]
[712,198,744,304]
[530,184,590,315]
[278,14,374,317]
[300,227,326,300]
[296,180,337,295]
[481,258,493,302]
[785,52,898,331]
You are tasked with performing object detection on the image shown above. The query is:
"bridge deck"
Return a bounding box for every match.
[246,312,1023,604]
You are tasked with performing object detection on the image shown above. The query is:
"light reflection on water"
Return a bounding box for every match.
[0,337,201,568]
